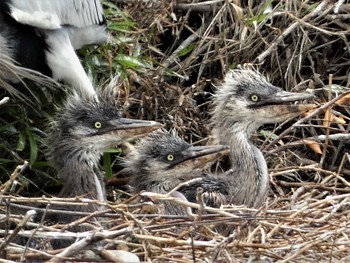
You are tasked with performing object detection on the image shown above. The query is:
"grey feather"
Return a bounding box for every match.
[0,35,59,103]
[1,0,107,98]
[210,68,314,208]
[124,129,229,215]
[46,88,161,213]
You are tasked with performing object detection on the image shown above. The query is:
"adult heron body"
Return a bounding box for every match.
[0,0,107,97]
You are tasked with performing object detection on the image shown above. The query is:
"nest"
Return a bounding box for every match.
[1,175,350,262]
[1,0,350,261]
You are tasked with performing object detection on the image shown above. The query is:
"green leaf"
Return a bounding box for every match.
[32,161,50,167]
[103,1,123,13]
[260,130,278,140]
[26,128,38,165]
[103,152,113,179]
[113,36,134,45]
[0,158,15,164]
[114,54,151,71]
[245,0,274,26]
[322,84,346,94]
[302,2,320,16]
[0,122,17,133]
[104,147,122,153]
[16,132,26,151]
[177,43,195,57]
[108,21,137,32]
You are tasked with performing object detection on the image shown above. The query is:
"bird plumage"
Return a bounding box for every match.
[0,34,57,102]
[179,69,315,210]
[209,68,315,208]
[124,129,229,215]
[180,174,230,208]
[7,0,105,29]
[0,0,107,98]
[47,89,162,213]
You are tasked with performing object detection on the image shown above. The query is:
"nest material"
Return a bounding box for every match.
[1,180,350,262]
[1,0,350,261]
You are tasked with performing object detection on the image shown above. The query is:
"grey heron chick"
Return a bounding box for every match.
[123,130,229,215]
[47,90,162,214]
[0,0,107,97]
[209,68,315,208]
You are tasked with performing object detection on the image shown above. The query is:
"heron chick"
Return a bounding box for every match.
[47,90,162,215]
[209,68,315,208]
[123,130,230,215]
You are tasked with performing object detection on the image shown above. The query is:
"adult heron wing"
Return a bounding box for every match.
[0,36,59,103]
[7,0,105,29]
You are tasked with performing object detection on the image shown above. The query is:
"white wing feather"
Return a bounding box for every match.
[8,0,104,29]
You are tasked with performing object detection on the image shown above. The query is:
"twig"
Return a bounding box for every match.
[114,0,224,12]
[157,28,201,76]
[167,177,203,196]
[0,259,16,263]
[279,181,350,193]
[0,195,108,209]
[48,227,132,262]
[268,133,350,155]
[256,0,330,62]
[134,234,217,247]
[141,191,242,218]
[320,74,333,168]
[98,249,140,263]
[264,90,350,152]
[0,230,97,240]
[0,210,36,252]
[0,161,28,194]
[0,97,9,106]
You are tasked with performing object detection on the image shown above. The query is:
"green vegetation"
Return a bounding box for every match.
[1,1,350,260]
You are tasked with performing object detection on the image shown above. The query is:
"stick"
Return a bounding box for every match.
[0,97,9,106]
[256,0,330,63]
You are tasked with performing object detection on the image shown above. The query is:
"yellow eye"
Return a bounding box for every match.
[94,121,102,129]
[166,154,174,161]
[250,94,260,102]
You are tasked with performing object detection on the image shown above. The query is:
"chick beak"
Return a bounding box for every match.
[268,90,315,112]
[258,91,316,121]
[171,144,230,169]
[111,118,163,141]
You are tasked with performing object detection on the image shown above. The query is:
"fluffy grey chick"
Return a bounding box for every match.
[123,129,229,215]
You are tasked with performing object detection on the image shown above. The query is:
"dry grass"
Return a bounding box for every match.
[1,0,350,261]
[2,182,350,261]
